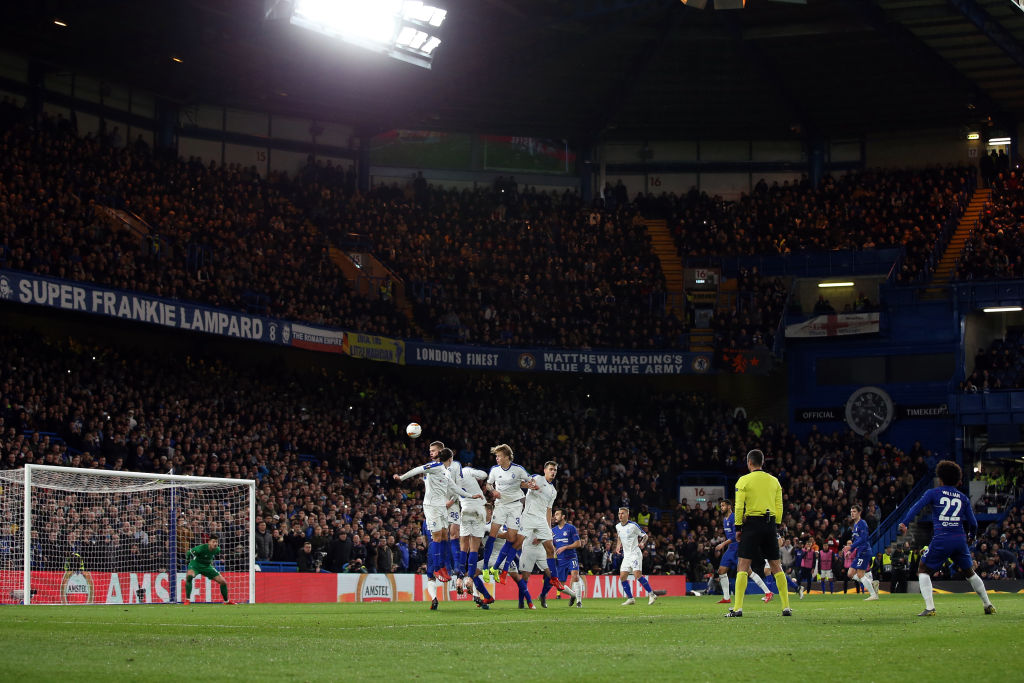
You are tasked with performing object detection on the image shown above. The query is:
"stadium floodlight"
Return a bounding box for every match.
[987,137,1011,146]
[286,0,447,69]
[817,281,854,288]
[982,306,1022,313]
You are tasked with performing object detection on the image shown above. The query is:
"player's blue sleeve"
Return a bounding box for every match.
[899,489,933,528]
[568,526,579,543]
[962,494,979,534]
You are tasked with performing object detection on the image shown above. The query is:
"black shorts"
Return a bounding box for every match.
[737,516,780,562]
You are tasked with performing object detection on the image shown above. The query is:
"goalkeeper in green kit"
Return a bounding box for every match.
[184,534,235,605]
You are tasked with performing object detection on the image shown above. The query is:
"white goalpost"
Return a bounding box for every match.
[0,464,256,605]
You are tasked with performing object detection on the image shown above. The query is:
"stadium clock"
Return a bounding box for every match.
[844,386,894,439]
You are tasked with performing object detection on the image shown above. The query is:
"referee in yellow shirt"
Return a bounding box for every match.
[725,449,792,617]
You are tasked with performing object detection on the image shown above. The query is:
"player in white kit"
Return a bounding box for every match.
[394,444,480,609]
[453,456,491,598]
[483,443,535,583]
[615,507,659,606]
[518,461,576,607]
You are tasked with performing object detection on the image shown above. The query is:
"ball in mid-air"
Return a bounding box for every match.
[406,422,422,439]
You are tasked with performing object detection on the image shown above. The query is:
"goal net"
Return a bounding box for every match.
[0,465,255,605]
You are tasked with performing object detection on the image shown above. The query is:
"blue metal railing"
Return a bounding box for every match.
[685,248,902,279]
[870,468,935,555]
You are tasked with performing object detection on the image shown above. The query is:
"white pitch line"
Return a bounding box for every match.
[45,613,674,632]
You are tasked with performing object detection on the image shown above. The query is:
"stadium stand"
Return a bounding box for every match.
[0,325,937,579]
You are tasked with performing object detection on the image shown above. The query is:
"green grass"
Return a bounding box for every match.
[1,593,1021,682]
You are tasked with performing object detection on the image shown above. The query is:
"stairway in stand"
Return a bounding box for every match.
[643,218,714,350]
[921,187,990,300]
[643,218,684,309]
[328,246,417,325]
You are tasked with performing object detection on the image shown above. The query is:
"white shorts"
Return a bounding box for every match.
[423,504,449,533]
[620,550,642,573]
[459,507,487,537]
[820,569,834,579]
[447,506,461,526]
[519,542,548,573]
[491,501,523,532]
[520,517,553,542]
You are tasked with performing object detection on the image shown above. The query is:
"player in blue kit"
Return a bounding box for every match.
[848,504,880,600]
[715,498,773,604]
[552,509,584,607]
[899,460,996,617]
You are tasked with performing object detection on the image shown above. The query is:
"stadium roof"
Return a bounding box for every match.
[4,0,1024,142]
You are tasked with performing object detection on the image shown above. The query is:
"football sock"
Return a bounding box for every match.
[220,583,229,601]
[967,573,991,606]
[749,572,769,593]
[482,536,496,566]
[860,575,875,596]
[774,571,790,609]
[185,575,193,601]
[426,579,437,600]
[621,580,633,599]
[829,580,835,593]
[459,550,467,575]
[448,540,459,571]
[503,548,519,572]
[493,542,510,570]
[733,571,748,611]
[546,558,558,576]
[519,579,532,604]
[719,574,731,599]
[638,576,653,593]
[918,573,935,610]
[467,551,478,577]
[576,578,585,601]
[541,575,552,598]
[473,576,492,601]
[788,575,800,592]
[429,541,442,576]
[441,540,452,573]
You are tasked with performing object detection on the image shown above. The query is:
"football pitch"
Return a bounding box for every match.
[2,593,1021,682]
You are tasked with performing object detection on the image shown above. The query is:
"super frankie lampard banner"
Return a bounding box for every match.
[0,270,746,375]
[0,270,287,344]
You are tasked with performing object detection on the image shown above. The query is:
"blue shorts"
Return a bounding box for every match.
[921,536,973,572]
[719,546,738,570]
[851,554,871,571]
[557,557,578,580]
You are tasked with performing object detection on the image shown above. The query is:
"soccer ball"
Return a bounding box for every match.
[406,422,422,439]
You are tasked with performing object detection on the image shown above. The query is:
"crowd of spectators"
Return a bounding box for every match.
[967,501,1024,581]
[0,98,988,360]
[643,167,972,285]
[0,322,944,584]
[0,99,410,337]
[956,169,1024,281]
[710,268,788,351]
[288,167,682,349]
[962,328,1024,392]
